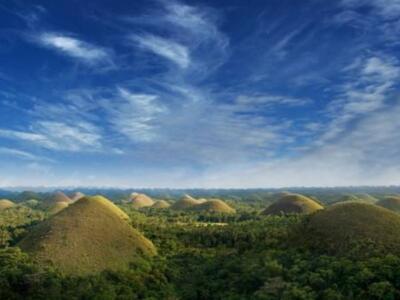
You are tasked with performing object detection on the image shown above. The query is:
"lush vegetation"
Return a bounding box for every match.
[0,189,400,299]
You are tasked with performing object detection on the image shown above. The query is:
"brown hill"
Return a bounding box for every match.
[18,195,156,275]
[130,193,154,208]
[151,200,171,209]
[299,202,400,255]
[171,195,201,210]
[0,199,15,210]
[262,193,323,216]
[190,199,236,214]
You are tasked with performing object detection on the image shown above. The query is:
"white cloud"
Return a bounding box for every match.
[37,32,110,64]
[0,121,102,152]
[102,87,167,142]
[132,34,190,68]
[319,55,400,143]
[0,147,42,161]
[234,94,310,110]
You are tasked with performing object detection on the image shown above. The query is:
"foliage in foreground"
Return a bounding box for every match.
[1,203,400,299]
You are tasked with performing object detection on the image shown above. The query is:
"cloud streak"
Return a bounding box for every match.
[132,34,190,68]
[36,32,111,65]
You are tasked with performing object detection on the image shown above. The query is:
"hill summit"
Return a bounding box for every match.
[171,194,201,210]
[299,202,400,256]
[151,200,170,209]
[190,199,236,214]
[130,193,154,208]
[0,199,15,210]
[262,193,323,216]
[18,195,156,275]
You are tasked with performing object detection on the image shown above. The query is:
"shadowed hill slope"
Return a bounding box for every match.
[376,196,400,212]
[299,202,400,256]
[262,194,323,216]
[18,195,156,275]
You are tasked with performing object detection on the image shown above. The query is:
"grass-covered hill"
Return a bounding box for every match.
[376,195,400,212]
[189,199,236,214]
[18,195,156,275]
[47,201,69,215]
[151,200,171,209]
[0,199,15,210]
[299,202,400,256]
[130,193,154,208]
[171,194,202,210]
[332,193,378,204]
[22,199,40,208]
[262,193,323,216]
[41,191,72,208]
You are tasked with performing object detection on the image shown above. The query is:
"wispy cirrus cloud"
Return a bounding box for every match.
[342,0,400,19]
[0,147,45,161]
[132,34,190,68]
[0,121,102,152]
[36,32,112,65]
[319,54,400,144]
[102,87,167,142]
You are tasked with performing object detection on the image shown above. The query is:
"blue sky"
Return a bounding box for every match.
[0,0,400,188]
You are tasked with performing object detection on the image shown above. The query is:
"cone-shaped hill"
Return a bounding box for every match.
[18,195,156,275]
[23,199,40,208]
[47,201,69,215]
[171,195,201,210]
[151,200,170,209]
[262,193,323,216]
[299,202,400,256]
[41,191,72,208]
[377,196,400,212]
[0,199,15,210]
[189,199,236,214]
[130,193,154,208]
[52,191,72,203]
[70,191,85,202]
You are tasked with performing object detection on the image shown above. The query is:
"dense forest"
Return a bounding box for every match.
[1,188,400,299]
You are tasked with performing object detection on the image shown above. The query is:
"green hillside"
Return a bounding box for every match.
[300,202,400,256]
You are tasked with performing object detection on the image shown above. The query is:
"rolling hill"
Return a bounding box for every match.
[130,193,154,208]
[299,202,400,256]
[18,195,156,275]
[151,200,171,209]
[47,201,69,215]
[262,193,323,216]
[189,199,236,214]
[0,199,15,210]
[171,194,201,210]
